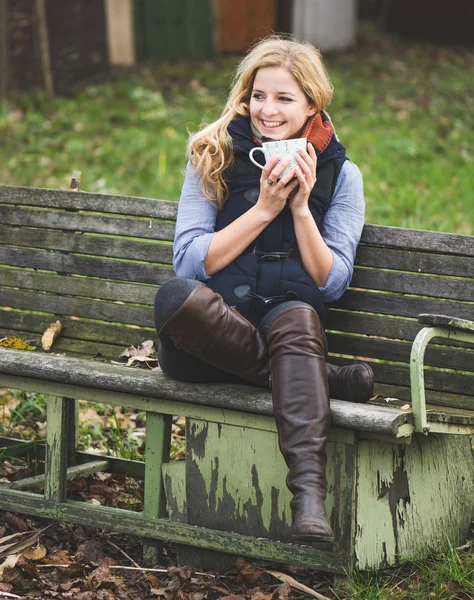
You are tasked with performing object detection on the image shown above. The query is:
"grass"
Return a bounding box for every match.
[0,23,473,234]
[332,538,474,599]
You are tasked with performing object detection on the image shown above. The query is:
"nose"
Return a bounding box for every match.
[261,100,279,117]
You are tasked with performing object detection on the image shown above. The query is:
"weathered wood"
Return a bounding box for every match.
[0,349,417,435]
[419,314,474,333]
[8,460,109,491]
[3,269,157,304]
[330,356,474,398]
[360,224,474,256]
[335,289,474,321]
[0,311,154,347]
[1,289,154,327]
[351,269,473,302]
[0,226,174,264]
[355,245,474,277]
[0,185,179,219]
[44,396,68,503]
[0,489,347,572]
[0,205,176,240]
[327,332,474,373]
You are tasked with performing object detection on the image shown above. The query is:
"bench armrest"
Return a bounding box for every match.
[410,314,474,434]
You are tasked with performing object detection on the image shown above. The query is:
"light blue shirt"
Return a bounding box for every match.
[173,159,365,303]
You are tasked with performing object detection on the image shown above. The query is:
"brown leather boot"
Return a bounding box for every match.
[326,362,374,403]
[158,285,270,387]
[266,304,334,545]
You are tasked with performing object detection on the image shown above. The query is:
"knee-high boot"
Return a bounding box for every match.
[266,304,334,544]
[158,284,270,387]
[326,362,374,403]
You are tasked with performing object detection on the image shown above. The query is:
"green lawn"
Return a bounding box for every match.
[1,24,473,234]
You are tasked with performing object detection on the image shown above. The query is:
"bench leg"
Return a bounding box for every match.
[45,396,69,503]
[143,412,172,566]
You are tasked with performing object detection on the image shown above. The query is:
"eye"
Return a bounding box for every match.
[279,96,293,102]
[251,92,264,100]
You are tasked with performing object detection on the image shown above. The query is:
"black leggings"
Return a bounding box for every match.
[154,278,328,385]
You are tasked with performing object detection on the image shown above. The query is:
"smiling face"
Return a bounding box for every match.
[249,67,316,140]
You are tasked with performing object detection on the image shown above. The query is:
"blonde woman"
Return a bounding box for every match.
[154,36,373,545]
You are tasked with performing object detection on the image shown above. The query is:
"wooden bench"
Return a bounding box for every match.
[0,184,473,573]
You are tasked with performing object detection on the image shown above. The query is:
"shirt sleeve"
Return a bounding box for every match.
[318,160,365,303]
[172,162,217,281]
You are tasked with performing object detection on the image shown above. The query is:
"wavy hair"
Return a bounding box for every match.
[188,35,334,208]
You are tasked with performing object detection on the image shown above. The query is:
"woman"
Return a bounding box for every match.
[154,36,373,545]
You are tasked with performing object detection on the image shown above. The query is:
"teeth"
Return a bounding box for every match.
[263,121,283,128]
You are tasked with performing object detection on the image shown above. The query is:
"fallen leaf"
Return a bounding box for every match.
[120,340,155,358]
[23,544,47,561]
[167,565,193,580]
[251,592,273,600]
[235,558,263,585]
[277,583,292,600]
[400,404,411,410]
[0,337,35,351]
[41,320,63,352]
[0,553,21,581]
[3,514,28,534]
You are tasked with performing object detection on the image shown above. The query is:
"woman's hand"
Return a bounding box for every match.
[288,143,317,216]
[256,155,300,219]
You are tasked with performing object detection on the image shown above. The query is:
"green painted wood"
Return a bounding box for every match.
[9,460,109,491]
[0,226,174,264]
[351,269,473,302]
[0,247,174,285]
[143,412,172,567]
[354,434,474,569]
[44,396,68,503]
[360,224,474,256]
[162,462,187,522]
[144,412,172,519]
[185,418,356,555]
[0,185,178,219]
[355,245,474,277]
[0,490,348,572]
[0,205,176,240]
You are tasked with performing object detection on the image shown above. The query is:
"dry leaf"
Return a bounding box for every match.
[0,553,21,581]
[41,320,63,351]
[23,544,46,561]
[277,583,292,600]
[263,569,331,600]
[250,592,273,600]
[400,404,411,410]
[120,340,155,358]
[167,565,193,580]
[235,558,263,585]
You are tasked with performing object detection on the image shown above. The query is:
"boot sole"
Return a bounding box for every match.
[291,537,334,551]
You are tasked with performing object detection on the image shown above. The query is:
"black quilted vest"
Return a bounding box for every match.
[206,116,346,327]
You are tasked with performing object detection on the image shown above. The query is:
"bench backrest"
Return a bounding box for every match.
[1,185,473,409]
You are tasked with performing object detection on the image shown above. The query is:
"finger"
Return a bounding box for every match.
[294,165,310,191]
[271,158,292,181]
[261,155,281,177]
[308,142,318,164]
[279,167,297,187]
[295,152,312,177]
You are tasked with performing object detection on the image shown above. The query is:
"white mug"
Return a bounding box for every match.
[249,138,307,178]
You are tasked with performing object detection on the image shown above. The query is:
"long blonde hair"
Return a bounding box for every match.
[188,35,334,208]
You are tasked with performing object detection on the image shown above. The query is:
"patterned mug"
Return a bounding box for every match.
[249,138,307,178]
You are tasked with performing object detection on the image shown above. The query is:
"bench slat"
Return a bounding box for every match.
[1,289,154,327]
[0,247,174,285]
[356,245,473,277]
[352,269,473,302]
[0,205,176,241]
[0,348,414,435]
[3,269,157,304]
[0,226,174,265]
[327,332,474,373]
[0,186,179,219]
[361,224,474,256]
[336,290,474,321]
[374,383,474,412]
[0,310,154,347]
[332,357,474,398]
